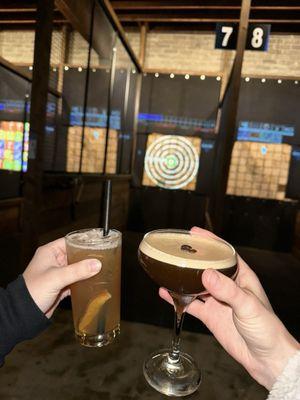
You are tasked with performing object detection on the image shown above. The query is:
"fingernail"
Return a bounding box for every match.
[89,259,101,272]
[206,269,220,286]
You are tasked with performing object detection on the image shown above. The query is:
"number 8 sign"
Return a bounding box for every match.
[246,24,270,51]
[215,23,271,51]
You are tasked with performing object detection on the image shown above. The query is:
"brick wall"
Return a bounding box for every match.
[126,31,300,77]
[0,30,64,66]
[1,29,300,78]
[0,30,35,64]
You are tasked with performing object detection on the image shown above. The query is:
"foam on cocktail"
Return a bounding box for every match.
[139,231,236,270]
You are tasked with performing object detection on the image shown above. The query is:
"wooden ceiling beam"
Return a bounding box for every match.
[118,15,300,24]
[0,18,66,24]
[0,8,37,12]
[113,3,300,11]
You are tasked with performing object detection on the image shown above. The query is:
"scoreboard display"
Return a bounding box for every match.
[0,121,29,172]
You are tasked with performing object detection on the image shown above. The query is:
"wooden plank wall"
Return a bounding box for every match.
[39,174,131,243]
[0,198,22,235]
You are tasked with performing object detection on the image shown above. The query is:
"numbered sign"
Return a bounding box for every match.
[246,24,271,51]
[215,23,271,51]
[215,23,238,50]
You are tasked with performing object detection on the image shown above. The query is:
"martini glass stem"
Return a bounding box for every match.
[168,309,185,363]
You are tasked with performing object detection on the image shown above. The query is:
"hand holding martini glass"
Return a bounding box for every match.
[138,229,237,397]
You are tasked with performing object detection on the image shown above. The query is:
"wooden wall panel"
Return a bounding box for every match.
[0,198,22,234]
[0,174,131,246]
[38,174,131,244]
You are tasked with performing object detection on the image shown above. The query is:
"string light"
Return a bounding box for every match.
[64,66,69,71]
[295,80,298,84]
[132,69,136,74]
[200,74,206,80]
[185,74,190,79]
[52,67,57,72]
[245,77,250,82]
[154,72,159,78]
[216,76,221,81]
[78,67,82,72]
[278,79,282,84]
[170,73,175,78]
[261,78,266,83]
[92,68,96,72]
[29,66,33,71]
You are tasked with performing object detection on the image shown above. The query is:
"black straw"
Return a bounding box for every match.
[102,179,112,237]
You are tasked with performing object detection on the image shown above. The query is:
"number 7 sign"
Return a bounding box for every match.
[215,23,271,51]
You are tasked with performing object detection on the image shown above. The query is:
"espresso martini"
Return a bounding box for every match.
[138,229,237,397]
[138,230,237,295]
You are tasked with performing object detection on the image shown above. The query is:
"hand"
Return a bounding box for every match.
[23,238,101,319]
[159,227,300,390]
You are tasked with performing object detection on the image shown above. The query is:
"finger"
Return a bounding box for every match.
[49,238,67,266]
[159,288,173,305]
[47,237,66,253]
[34,238,67,268]
[159,288,207,322]
[197,293,210,302]
[51,259,101,289]
[190,226,220,240]
[202,268,253,318]
[185,298,207,321]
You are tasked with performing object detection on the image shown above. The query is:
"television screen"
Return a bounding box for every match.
[0,121,29,172]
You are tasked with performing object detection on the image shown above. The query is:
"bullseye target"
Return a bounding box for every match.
[143,134,201,190]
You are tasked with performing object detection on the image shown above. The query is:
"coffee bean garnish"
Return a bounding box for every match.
[181,244,197,253]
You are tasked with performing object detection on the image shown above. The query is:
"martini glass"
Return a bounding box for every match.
[138,229,237,397]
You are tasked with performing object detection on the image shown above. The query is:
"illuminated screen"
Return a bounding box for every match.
[142,133,201,190]
[237,121,295,143]
[70,107,121,130]
[227,141,291,200]
[0,121,29,172]
[67,126,118,173]
[138,113,215,134]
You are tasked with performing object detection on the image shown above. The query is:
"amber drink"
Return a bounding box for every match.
[66,228,121,347]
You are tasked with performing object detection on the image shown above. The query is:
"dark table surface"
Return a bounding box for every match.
[0,309,267,400]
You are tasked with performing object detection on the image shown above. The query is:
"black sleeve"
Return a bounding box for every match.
[0,275,51,366]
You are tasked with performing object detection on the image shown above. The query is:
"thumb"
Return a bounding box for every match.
[53,259,101,289]
[202,269,252,318]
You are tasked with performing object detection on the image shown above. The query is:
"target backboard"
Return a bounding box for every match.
[67,126,118,173]
[227,141,291,200]
[142,133,201,190]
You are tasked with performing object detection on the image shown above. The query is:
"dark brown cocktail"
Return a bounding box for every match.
[138,229,237,397]
[138,230,237,295]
